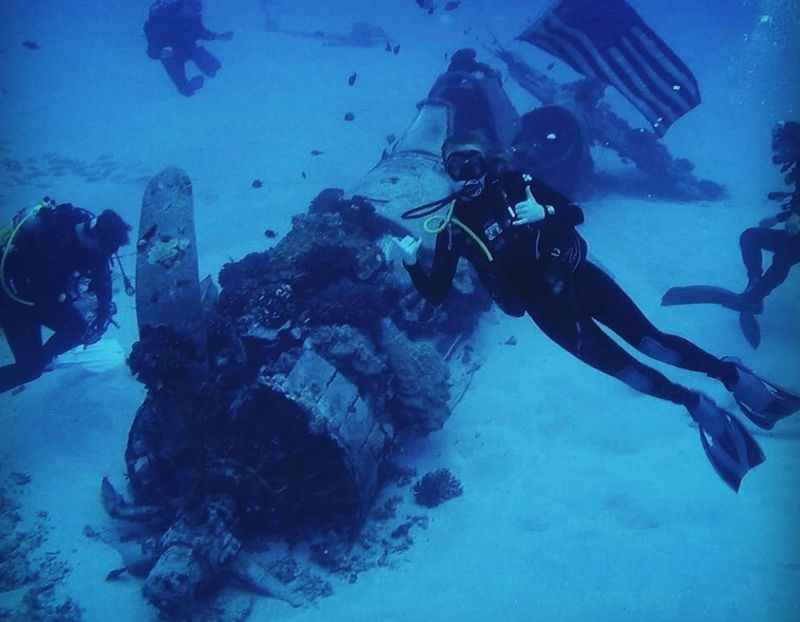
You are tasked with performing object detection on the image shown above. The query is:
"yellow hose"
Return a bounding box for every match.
[451,216,494,263]
[0,203,43,307]
[422,200,455,234]
[421,200,494,263]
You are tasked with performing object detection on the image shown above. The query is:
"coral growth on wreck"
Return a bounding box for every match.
[413,469,464,508]
[112,188,485,616]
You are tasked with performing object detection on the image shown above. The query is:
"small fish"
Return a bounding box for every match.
[546,62,555,71]
[106,568,128,582]
[310,149,323,156]
[385,133,396,144]
[10,472,31,485]
[393,44,400,55]
[301,171,307,179]
[264,229,277,238]
[348,72,357,86]
[385,41,391,52]
[344,112,355,121]
[251,179,263,188]
[22,40,40,50]
[445,1,460,10]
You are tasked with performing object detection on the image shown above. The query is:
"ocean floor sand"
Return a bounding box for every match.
[2,1,798,620]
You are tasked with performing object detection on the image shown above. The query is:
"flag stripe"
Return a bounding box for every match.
[622,34,694,110]
[541,15,666,128]
[636,22,699,99]
[606,47,681,127]
[519,0,701,135]
[613,37,686,117]
[629,25,699,104]
[528,30,596,80]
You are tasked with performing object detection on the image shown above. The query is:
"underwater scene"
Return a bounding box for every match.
[0,1,798,620]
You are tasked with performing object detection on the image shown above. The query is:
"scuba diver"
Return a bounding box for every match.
[739,196,800,312]
[0,199,132,394]
[446,47,501,80]
[394,131,800,492]
[662,121,800,348]
[428,48,518,149]
[144,0,234,97]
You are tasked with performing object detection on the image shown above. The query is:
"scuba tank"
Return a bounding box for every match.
[0,198,134,344]
[0,197,56,306]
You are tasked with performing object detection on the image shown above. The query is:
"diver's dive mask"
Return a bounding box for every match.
[445,149,487,182]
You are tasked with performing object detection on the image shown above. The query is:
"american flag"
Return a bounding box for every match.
[519,0,700,136]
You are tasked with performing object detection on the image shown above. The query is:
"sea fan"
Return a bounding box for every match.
[412,469,463,508]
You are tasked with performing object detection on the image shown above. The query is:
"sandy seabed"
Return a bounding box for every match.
[1,1,799,620]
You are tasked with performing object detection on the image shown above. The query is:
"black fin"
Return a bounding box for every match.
[738,312,761,349]
[698,413,765,492]
[661,285,744,311]
[725,357,800,428]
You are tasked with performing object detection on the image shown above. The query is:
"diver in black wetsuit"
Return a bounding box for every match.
[738,200,800,312]
[447,48,501,80]
[0,200,131,393]
[395,131,800,491]
[662,122,800,347]
[144,0,234,96]
[738,122,800,312]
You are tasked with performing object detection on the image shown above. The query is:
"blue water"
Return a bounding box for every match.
[1,1,798,621]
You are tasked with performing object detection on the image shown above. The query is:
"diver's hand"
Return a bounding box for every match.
[83,317,106,346]
[392,235,422,266]
[512,186,547,226]
[216,31,234,41]
[84,302,117,344]
[160,46,174,59]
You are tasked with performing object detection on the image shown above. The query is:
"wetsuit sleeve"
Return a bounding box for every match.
[404,230,460,306]
[190,14,217,40]
[5,205,86,303]
[144,18,167,58]
[88,259,113,315]
[524,175,584,227]
[197,25,217,40]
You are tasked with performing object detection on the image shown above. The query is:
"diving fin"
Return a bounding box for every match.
[689,394,765,492]
[723,357,800,430]
[661,285,754,313]
[188,75,204,94]
[738,312,760,349]
[662,286,763,347]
